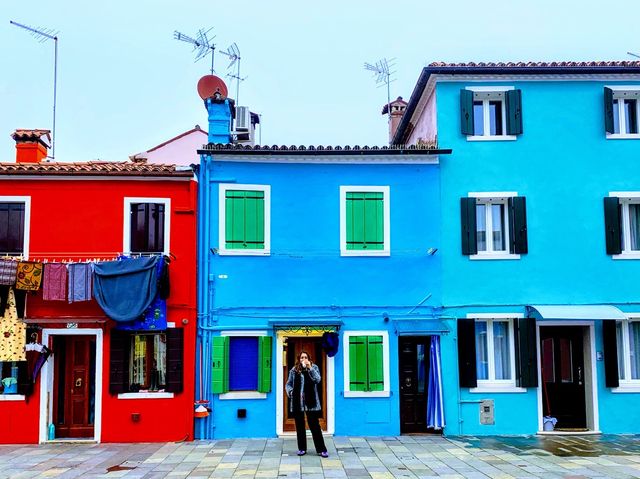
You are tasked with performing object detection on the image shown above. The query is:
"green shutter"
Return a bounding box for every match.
[604,87,615,134]
[225,190,265,250]
[460,89,474,135]
[366,336,384,391]
[346,192,384,250]
[604,197,622,255]
[257,336,272,393]
[508,196,528,254]
[349,336,368,391]
[506,89,523,135]
[460,197,478,255]
[211,336,229,394]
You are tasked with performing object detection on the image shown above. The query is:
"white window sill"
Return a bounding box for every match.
[469,386,526,394]
[466,135,517,142]
[343,390,390,398]
[611,385,640,393]
[606,133,640,140]
[0,394,25,401]
[612,252,640,260]
[217,249,270,256]
[219,391,267,400]
[470,253,521,260]
[341,250,390,257]
[117,392,175,400]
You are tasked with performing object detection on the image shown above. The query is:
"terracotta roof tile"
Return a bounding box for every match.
[0,161,193,177]
[428,61,640,68]
[11,129,51,146]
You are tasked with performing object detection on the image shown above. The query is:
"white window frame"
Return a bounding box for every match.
[343,330,390,398]
[468,191,520,260]
[0,196,31,259]
[610,192,640,259]
[613,316,640,392]
[123,197,171,256]
[218,184,271,257]
[606,86,640,140]
[467,314,524,393]
[465,86,517,141]
[340,186,390,257]
[219,330,267,400]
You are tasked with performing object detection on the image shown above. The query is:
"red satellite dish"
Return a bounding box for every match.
[197,75,229,100]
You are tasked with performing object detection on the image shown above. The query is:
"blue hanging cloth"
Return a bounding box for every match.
[93,256,159,322]
[117,257,167,331]
[426,335,445,430]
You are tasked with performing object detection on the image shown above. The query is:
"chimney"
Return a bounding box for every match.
[382,97,408,145]
[197,75,232,144]
[12,129,51,163]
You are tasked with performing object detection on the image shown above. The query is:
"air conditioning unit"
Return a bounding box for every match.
[235,106,250,131]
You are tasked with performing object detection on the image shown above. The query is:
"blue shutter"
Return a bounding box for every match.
[228,337,259,391]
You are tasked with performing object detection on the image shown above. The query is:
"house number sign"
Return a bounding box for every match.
[66,322,78,329]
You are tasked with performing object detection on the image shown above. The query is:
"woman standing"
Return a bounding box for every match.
[286,351,329,457]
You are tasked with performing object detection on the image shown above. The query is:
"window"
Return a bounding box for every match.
[218,184,270,256]
[0,362,20,395]
[124,198,170,255]
[474,319,515,385]
[211,334,272,398]
[343,331,390,397]
[129,333,166,391]
[460,88,523,139]
[605,193,640,258]
[460,193,527,259]
[605,87,640,138]
[0,197,30,257]
[340,186,390,256]
[616,320,640,384]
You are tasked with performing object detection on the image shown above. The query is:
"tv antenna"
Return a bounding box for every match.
[364,57,396,125]
[220,43,246,104]
[10,20,59,159]
[627,52,640,59]
[174,28,217,74]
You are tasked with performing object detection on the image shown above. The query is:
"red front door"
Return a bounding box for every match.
[52,335,96,438]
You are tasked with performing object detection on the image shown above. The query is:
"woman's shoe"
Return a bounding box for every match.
[297,450,306,456]
[320,451,329,458]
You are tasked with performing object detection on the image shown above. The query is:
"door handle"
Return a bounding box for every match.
[577,366,583,385]
[75,378,82,388]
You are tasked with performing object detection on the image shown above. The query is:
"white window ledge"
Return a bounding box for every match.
[341,250,390,257]
[466,135,517,142]
[0,394,25,401]
[606,133,640,140]
[219,391,267,400]
[343,391,391,398]
[117,392,174,400]
[217,249,270,257]
[469,386,527,394]
[613,252,640,260]
[470,253,521,261]
[611,385,640,393]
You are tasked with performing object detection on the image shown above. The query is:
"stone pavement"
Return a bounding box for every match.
[2,435,640,479]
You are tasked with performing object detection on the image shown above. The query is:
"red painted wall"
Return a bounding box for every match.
[0,176,197,443]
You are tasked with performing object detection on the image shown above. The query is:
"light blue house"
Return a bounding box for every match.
[393,61,640,435]
[194,94,452,439]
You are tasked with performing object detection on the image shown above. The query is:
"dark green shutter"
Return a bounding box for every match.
[603,320,620,388]
[366,336,384,391]
[457,319,477,388]
[225,190,265,250]
[346,193,384,250]
[509,196,528,254]
[212,336,229,394]
[604,87,615,134]
[460,89,474,135]
[460,197,477,255]
[109,329,130,394]
[604,197,622,255]
[506,89,523,135]
[257,336,272,393]
[348,336,368,391]
[165,328,184,393]
[515,318,538,388]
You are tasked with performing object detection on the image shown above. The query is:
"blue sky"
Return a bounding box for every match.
[1,1,637,162]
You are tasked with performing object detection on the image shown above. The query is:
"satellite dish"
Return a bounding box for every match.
[197,75,228,100]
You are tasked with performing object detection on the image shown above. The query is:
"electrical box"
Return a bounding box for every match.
[479,399,494,425]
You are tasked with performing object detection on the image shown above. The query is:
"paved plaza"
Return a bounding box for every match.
[2,435,640,479]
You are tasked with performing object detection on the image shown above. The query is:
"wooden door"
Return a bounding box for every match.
[53,335,96,438]
[283,337,327,432]
[540,326,587,429]
[399,336,432,434]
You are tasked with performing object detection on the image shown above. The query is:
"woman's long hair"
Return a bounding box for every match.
[294,350,313,372]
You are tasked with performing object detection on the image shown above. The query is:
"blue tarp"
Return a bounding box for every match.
[93,256,159,322]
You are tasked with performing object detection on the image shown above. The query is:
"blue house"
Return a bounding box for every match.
[193,93,452,439]
[393,61,640,435]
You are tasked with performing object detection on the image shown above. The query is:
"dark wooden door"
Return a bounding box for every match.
[53,335,96,438]
[540,327,586,429]
[399,336,431,433]
[283,337,327,432]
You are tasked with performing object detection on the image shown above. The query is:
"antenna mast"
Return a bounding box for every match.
[11,20,59,159]
[628,52,640,59]
[174,28,217,74]
[364,57,396,125]
[220,43,246,104]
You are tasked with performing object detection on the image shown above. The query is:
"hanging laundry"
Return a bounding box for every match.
[42,263,67,301]
[0,289,26,361]
[159,255,170,300]
[93,256,159,322]
[118,257,167,330]
[1,286,26,318]
[15,262,43,291]
[0,259,17,286]
[24,341,51,399]
[68,263,92,303]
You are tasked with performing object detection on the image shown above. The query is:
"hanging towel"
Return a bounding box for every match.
[15,262,43,291]
[43,263,67,301]
[0,260,17,286]
[68,263,93,303]
[0,289,26,361]
[25,345,51,399]
[117,257,167,330]
[93,256,159,322]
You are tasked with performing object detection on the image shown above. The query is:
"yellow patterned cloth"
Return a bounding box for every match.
[0,288,26,361]
[15,262,43,291]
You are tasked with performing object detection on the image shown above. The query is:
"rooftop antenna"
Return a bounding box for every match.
[220,43,246,104]
[627,52,640,59]
[364,57,396,125]
[174,28,217,74]
[10,20,59,159]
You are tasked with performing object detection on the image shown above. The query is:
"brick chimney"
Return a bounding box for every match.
[11,129,51,163]
[382,97,408,144]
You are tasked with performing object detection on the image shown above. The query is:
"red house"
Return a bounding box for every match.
[0,129,197,443]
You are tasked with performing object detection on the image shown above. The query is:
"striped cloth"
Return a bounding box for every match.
[42,263,67,301]
[0,260,17,286]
